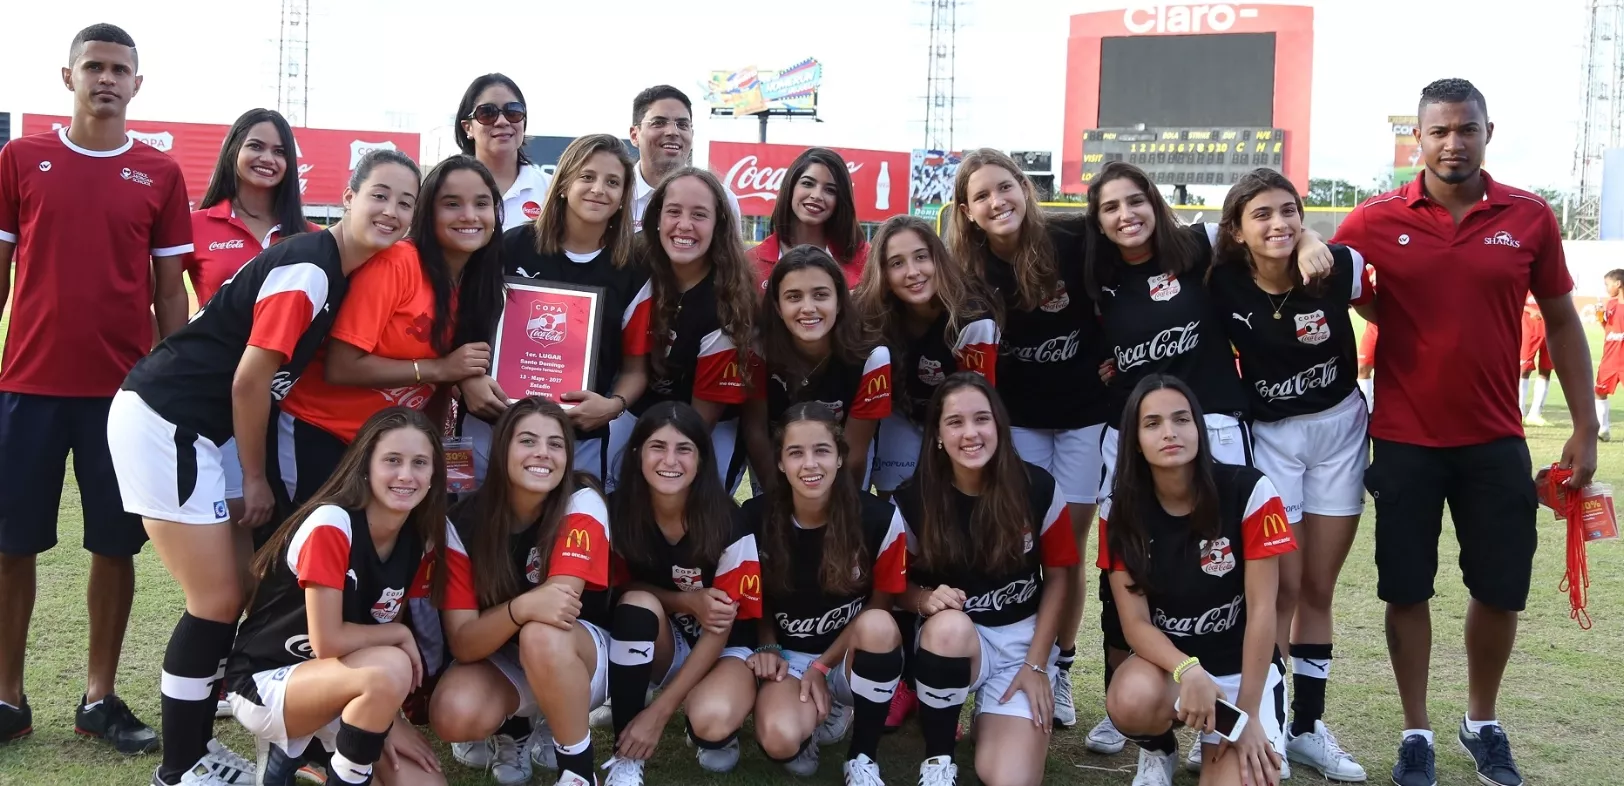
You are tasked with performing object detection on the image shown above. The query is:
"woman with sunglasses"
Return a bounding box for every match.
[748,148,869,290]
[455,73,551,233]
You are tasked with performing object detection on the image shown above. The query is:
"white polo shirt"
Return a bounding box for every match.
[631,162,741,232]
[502,163,554,231]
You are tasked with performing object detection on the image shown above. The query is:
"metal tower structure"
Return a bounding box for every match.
[922,0,963,155]
[1573,0,1624,240]
[277,0,312,127]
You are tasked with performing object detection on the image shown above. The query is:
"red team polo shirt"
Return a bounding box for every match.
[0,128,193,397]
[187,203,314,306]
[1333,172,1573,447]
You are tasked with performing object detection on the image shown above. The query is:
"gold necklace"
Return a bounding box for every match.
[1267,289,1292,319]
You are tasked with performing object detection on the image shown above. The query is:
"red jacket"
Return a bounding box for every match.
[749,233,870,291]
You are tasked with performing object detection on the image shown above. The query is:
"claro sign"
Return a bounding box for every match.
[1122,3,1260,34]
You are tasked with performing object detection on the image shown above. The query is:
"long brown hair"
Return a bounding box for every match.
[948,149,1056,312]
[909,373,1030,576]
[757,246,876,395]
[760,403,868,596]
[638,167,755,381]
[609,402,733,577]
[1082,161,1199,299]
[1210,167,1321,296]
[770,147,863,265]
[452,397,600,609]
[532,133,637,269]
[253,408,449,604]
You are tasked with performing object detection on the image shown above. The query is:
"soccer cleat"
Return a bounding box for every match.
[1522,414,1550,428]
[918,754,958,786]
[1288,720,1367,782]
[602,756,645,786]
[0,697,32,744]
[454,739,492,769]
[1186,741,1203,772]
[1599,428,1611,442]
[1051,669,1076,729]
[784,739,820,777]
[844,753,884,786]
[1391,734,1436,786]
[884,681,917,731]
[530,717,558,771]
[75,693,160,755]
[1085,716,1127,755]
[1132,748,1176,786]
[1458,721,1523,786]
[815,703,853,746]
[490,733,533,785]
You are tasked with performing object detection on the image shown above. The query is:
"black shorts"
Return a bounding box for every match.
[274,413,349,513]
[0,393,145,556]
[1098,569,1129,651]
[1366,437,1538,611]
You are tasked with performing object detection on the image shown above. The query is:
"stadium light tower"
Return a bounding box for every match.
[921,0,964,157]
[1573,0,1624,240]
[278,0,311,127]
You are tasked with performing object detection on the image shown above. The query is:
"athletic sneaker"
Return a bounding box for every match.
[844,753,884,786]
[602,756,644,786]
[918,754,958,786]
[152,764,240,786]
[1186,741,1202,772]
[454,739,492,769]
[1458,721,1523,786]
[154,741,257,786]
[1523,414,1550,428]
[531,717,558,771]
[262,744,327,786]
[883,681,917,731]
[215,683,231,720]
[490,733,533,785]
[0,697,31,744]
[815,702,853,746]
[1051,670,1076,728]
[1288,720,1366,781]
[784,740,819,777]
[692,735,741,773]
[75,693,159,755]
[1599,428,1611,442]
[1132,748,1176,786]
[555,770,595,786]
[1084,717,1127,755]
[1391,734,1436,786]
[589,701,614,729]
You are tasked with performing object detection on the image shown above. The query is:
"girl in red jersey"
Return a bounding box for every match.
[748,148,870,289]
[746,403,907,784]
[226,407,473,786]
[1597,269,1624,441]
[427,398,614,786]
[743,249,892,496]
[600,402,762,785]
[277,156,505,508]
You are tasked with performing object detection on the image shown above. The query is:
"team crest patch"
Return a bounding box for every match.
[1149,273,1181,302]
[526,300,568,347]
[525,547,543,584]
[1023,530,1035,554]
[1198,538,1236,577]
[672,566,703,591]
[1040,281,1071,313]
[917,357,945,386]
[214,500,228,519]
[1294,309,1330,346]
[370,587,406,623]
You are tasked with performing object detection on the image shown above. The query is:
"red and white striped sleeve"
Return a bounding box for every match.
[622,280,653,357]
[548,488,613,590]
[1038,482,1079,568]
[713,529,763,620]
[1240,475,1297,560]
[1094,496,1123,571]
[288,505,353,591]
[872,506,909,595]
[849,345,893,420]
[248,262,332,362]
[693,329,747,405]
[954,317,999,384]
[414,518,478,610]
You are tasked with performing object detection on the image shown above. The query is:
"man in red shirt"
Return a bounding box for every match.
[1597,269,1624,441]
[0,24,192,754]
[1334,79,1597,786]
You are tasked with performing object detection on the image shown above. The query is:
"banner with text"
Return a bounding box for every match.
[702,60,823,117]
[709,141,909,224]
[1388,114,1420,189]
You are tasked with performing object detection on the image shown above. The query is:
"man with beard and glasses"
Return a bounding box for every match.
[1333,77,1597,786]
[627,85,739,232]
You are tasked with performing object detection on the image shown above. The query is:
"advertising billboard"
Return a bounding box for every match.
[520,135,638,177]
[1389,115,1421,188]
[0,113,10,149]
[709,141,908,224]
[1602,148,1624,241]
[911,149,963,220]
[702,59,822,117]
[21,115,420,206]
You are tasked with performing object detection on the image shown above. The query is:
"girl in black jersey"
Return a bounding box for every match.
[459,133,648,482]
[747,147,870,289]
[607,168,756,492]
[947,148,1104,731]
[745,403,907,783]
[227,407,467,786]
[1206,170,1369,782]
[854,215,1000,497]
[1098,375,1295,786]
[602,402,763,785]
[743,248,893,496]
[895,373,1078,786]
[109,150,421,786]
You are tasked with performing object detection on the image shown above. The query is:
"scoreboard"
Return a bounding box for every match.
[1080,127,1285,187]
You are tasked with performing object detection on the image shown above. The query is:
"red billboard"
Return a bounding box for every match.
[1060,3,1314,194]
[21,115,421,207]
[709,142,910,224]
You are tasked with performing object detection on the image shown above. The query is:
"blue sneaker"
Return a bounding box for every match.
[1458,721,1523,786]
[1391,734,1435,786]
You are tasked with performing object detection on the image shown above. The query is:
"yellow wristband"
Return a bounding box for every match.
[413,359,422,384]
[1172,657,1200,683]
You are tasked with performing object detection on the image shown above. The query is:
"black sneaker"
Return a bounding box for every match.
[75,693,159,755]
[1459,720,1524,786]
[1391,734,1436,786]
[0,696,31,743]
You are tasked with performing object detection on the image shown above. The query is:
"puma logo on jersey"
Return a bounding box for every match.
[1232,312,1254,330]
[346,569,358,588]
[1101,285,1118,297]
[629,646,651,657]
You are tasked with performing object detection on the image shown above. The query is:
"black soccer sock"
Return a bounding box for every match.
[847,647,903,761]
[891,611,920,688]
[609,604,660,737]
[554,733,595,783]
[1102,639,1120,693]
[1055,647,1076,672]
[912,648,971,760]
[330,720,389,784]
[1290,642,1333,736]
[1128,730,1178,756]
[157,613,237,783]
[497,714,530,741]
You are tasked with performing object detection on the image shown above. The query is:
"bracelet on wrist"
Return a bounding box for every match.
[1025,661,1048,675]
[1172,656,1201,683]
[413,359,423,384]
[506,600,520,627]
[611,393,628,412]
[754,644,782,655]
[810,660,832,676]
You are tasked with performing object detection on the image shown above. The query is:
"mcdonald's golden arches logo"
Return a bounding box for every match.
[961,349,986,371]
[739,574,761,599]
[863,373,891,398]
[1261,513,1288,539]
[565,528,592,552]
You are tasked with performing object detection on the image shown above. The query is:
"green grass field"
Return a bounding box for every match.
[0,305,1619,784]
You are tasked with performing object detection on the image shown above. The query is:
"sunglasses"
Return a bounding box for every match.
[468,102,526,126]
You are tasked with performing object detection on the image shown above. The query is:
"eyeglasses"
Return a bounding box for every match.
[644,116,692,132]
[468,102,526,126]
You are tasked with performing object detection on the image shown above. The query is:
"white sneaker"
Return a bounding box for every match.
[589,701,615,729]
[784,740,819,777]
[555,770,596,786]
[1186,741,1203,772]
[1085,717,1127,754]
[1052,670,1076,728]
[203,739,255,785]
[918,754,958,786]
[601,756,645,786]
[694,736,741,773]
[1132,748,1176,786]
[214,700,232,720]
[490,734,533,785]
[531,717,558,770]
[844,753,884,786]
[1287,720,1366,782]
[815,703,853,746]
[455,739,493,769]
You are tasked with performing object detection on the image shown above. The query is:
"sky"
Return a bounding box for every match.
[0,0,1589,192]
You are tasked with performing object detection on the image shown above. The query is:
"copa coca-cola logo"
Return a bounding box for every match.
[1115,321,1201,372]
[1005,329,1081,364]
[378,384,433,410]
[776,597,864,639]
[1154,593,1244,638]
[722,155,864,202]
[208,239,246,252]
[1255,357,1339,401]
[674,612,702,641]
[270,370,295,401]
[962,576,1039,614]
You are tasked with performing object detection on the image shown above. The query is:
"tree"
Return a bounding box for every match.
[1533,187,1576,239]
[1306,178,1384,208]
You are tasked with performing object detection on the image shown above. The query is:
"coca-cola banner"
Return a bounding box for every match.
[21,114,420,207]
[709,142,910,224]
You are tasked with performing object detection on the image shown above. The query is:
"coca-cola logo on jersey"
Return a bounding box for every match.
[524,547,542,585]
[776,597,864,639]
[961,575,1039,614]
[1153,593,1244,638]
[723,155,864,203]
[1115,322,1201,372]
[370,587,406,623]
[270,370,295,401]
[1005,330,1080,364]
[378,384,433,410]
[208,239,246,252]
[1256,357,1339,401]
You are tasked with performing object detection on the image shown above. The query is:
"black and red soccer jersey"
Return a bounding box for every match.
[1097,463,1296,676]
[122,230,348,446]
[895,463,1078,630]
[622,270,748,415]
[1208,245,1369,421]
[749,493,908,655]
[610,496,762,650]
[895,310,999,425]
[446,487,615,628]
[753,345,893,425]
[225,505,476,698]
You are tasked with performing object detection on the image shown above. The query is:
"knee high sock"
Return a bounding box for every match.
[847,647,903,761]
[158,613,237,783]
[608,604,660,738]
[1128,730,1178,756]
[1290,643,1333,737]
[330,721,389,784]
[912,649,971,760]
[891,611,920,689]
[1530,376,1550,415]
[1599,398,1612,432]
[554,733,594,783]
